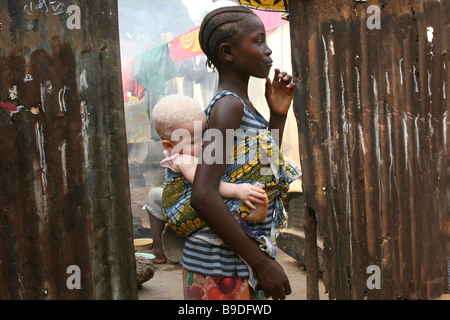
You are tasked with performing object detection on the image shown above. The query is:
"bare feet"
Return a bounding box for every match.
[152,247,167,264]
[154,257,167,264]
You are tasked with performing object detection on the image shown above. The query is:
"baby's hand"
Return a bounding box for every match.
[235,183,267,209]
[244,190,268,223]
[235,183,268,223]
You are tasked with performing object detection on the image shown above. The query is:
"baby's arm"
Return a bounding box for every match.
[176,157,267,222]
[218,183,268,223]
[172,154,199,182]
[218,183,265,208]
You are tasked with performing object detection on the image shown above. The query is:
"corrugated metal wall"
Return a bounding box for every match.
[290,0,449,299]
[0,0,137,299]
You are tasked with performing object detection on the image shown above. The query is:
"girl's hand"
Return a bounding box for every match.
[265,68,296,116]
[254,257,292,300]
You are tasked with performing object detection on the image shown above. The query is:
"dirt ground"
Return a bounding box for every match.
[130,183,328,300]
[137,246,328,300]
[130,184,449,301]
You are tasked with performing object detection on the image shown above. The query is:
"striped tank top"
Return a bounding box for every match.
[180,90,274,278]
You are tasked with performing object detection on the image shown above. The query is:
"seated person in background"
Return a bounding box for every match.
[143,187,167,264]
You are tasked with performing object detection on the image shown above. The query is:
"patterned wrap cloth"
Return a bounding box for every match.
[237,0,289,12]
[161,129,300,238]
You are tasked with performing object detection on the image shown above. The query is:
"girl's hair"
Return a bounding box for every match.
[199,5,257,69]
[152,94,204,140]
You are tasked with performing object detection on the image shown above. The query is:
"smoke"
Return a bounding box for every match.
[118,0,196,58]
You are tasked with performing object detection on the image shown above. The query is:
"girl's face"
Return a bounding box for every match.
[170,114,207,157]
[231,15,273,78]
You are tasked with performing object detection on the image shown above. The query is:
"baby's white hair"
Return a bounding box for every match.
[152,94,204,140]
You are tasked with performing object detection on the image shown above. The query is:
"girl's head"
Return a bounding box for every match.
[152,94,206,156]
[199,5,272,76]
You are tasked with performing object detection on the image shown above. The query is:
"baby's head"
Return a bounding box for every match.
[152,94,206,156]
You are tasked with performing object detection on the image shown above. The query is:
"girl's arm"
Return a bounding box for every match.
[190,95,291,300]
[265,68,296,146]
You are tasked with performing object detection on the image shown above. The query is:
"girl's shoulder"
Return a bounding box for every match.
[205,90,268,129]
[205,90,245,113]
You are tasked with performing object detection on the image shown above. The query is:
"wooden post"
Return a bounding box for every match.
[304,206,320,300]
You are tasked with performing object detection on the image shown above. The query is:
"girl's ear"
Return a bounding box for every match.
[218,43,234,63]
[162,139,173,153]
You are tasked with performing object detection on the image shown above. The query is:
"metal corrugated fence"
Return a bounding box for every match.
[290,0,448,299]
[0,0,137,299]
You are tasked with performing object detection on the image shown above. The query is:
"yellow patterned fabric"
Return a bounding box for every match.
[236,0,288,12]
[162,130,300,237]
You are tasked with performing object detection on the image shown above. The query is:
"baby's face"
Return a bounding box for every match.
[171,113,206,157]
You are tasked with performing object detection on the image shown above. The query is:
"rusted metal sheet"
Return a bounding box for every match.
[290,0,448,299]
[0,0,137,299]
